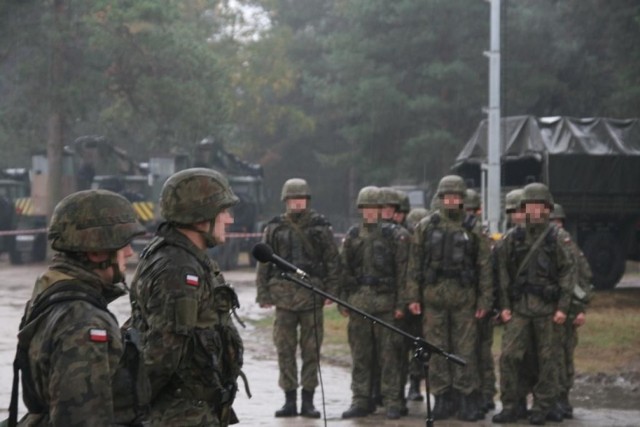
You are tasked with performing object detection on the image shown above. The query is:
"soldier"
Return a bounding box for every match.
[256,178,340,418]
[406,175,492,421]
[492,183,574,425]
[464,188,497,413]
[406,208,429,232]
[9,190,148,427]
[550,204,594,419]
[340,186,410,420]
[129,168,244,426]
[394,190,411,226]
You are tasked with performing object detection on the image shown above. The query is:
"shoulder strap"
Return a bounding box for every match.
[514,225,554,280]
[283,215,319,260]
[9,280,111,427]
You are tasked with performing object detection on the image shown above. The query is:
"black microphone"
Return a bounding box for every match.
[252,243,309,279]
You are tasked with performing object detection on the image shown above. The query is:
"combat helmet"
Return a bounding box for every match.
[281,178,311,201]
[430,193,441,211]
[407,208,429,228]
[550,203,566,220]
[520,182,554,208]
[465,189,481,210]
[436,175,467,197]
[161,167,239,225]
[505,189,524,213]
[357,186,381,208]
[379,187,401,207]
[48,189,145,252]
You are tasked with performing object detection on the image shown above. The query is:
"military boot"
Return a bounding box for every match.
[457,392,480,422]
[492,407,519,423]
[407,376,424,401]
[483,393,496,411]
[300,389,321,419]
[342,404,369,419]
[274,390,297,417]
[516,397,530,419]
[529,411,547,425]
[546,404,564,422]
[432,393,450,420]
[558,393,573,419]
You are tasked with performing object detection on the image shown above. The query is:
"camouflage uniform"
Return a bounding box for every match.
[256,178,340,418]
[495,184,574,424]
[340,187,410,419]
[406,176,492,421]
[129,168,243,427]
[10,190,147,427]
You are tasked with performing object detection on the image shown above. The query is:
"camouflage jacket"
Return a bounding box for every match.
[559,228,594,317]
[256,209,340,311]
[339,221,410,314]
[16,258,128,427]
[129,223,242,425]
[497,222,575,317]
[406,209,493,311]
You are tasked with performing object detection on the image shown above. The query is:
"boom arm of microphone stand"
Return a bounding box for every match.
[280,271,466,367]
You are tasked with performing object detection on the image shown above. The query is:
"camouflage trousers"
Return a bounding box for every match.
[423,305,479,396]
[273,307,323,392]
[477,315,497,398]
[557,317,579,397]
[347,312,403,410]
[499,313,559,413]
[147,392,219,426]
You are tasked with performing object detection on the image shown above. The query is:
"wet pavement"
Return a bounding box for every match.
[0,260,639,426]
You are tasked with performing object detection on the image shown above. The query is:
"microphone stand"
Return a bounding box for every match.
[280,271,465,427]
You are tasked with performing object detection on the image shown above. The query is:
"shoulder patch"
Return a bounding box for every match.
[89,328,108,342]
[185,274,200,287]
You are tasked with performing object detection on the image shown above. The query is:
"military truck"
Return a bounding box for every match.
[452,116,640,290]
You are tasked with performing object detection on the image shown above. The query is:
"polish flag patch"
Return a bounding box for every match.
[186,274,200,287]
[89,328,108,343]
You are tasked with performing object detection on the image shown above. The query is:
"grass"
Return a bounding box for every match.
[250,288,640,375]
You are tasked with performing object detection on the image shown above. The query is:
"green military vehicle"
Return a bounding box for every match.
[0,173,30,259]
[453,116,640,290]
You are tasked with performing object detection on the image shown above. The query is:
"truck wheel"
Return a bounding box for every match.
[582,231,626,290]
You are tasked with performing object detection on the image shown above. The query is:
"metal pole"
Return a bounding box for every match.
[484,0,502,233]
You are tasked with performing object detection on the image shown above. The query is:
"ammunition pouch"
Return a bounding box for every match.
[522,283,560,303]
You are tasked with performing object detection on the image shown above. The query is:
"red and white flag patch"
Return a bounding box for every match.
[186,274,200,287]
[89,328,108,343]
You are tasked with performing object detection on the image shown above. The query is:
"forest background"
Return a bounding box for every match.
[1,0,638,225]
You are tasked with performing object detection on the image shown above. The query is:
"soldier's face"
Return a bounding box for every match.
[286,198,308,212]
[442,194,463,210]
[115,244,134,276]
[380,205,396,220]
[393,211,406,224]
[525,202,550,223]
[510,210,527,225]
[361,207,379,223]
[213,209,234,243]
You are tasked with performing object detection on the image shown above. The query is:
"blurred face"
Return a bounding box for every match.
[213,209,234,243]
[361,207,379,224]
[380,205,396,220]
[88,244,135,282]
[442,193,463,210]
[393,211,406,224]
[525,202,550,224]
[509,210,527,225]
[552,218,564,228]
[286,198,308,212]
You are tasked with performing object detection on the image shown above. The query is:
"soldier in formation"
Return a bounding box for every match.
[493,183,575,425]
[256,178,340,418]
[339,186,410,420]
[406,175,493,421]
[129,168,245,426]
[9,190,149,426]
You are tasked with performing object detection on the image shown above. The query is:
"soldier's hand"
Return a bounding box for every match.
[553,310,567,324]
[259,303,273,309]
[500,309,512,323]
[573,312,586,327]
[338,306,349,317]
[394,309,405,319]
[408,302,422,315]
[324,298,333,306]
[475,309,488,319]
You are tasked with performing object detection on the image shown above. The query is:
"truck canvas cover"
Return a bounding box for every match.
[453,115,640,197]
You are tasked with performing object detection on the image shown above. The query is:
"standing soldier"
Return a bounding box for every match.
[406,175,492,421]
[465,188,497,413]
[9,190,148,426]
[550,204,594,419]
[492,183,574,425]
[394,190,411,227]
[340,186,410,420]
[129,168,244,426]
[256,178,340,419]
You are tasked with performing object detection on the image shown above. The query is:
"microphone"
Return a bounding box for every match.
[252,243,309,279]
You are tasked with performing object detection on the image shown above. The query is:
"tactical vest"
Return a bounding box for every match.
[266,213,329,278]
[132,235,247,425]
[421,213,478,285]
[346,223,396,291]
[8,280,150,427]
[508,225,561,302]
